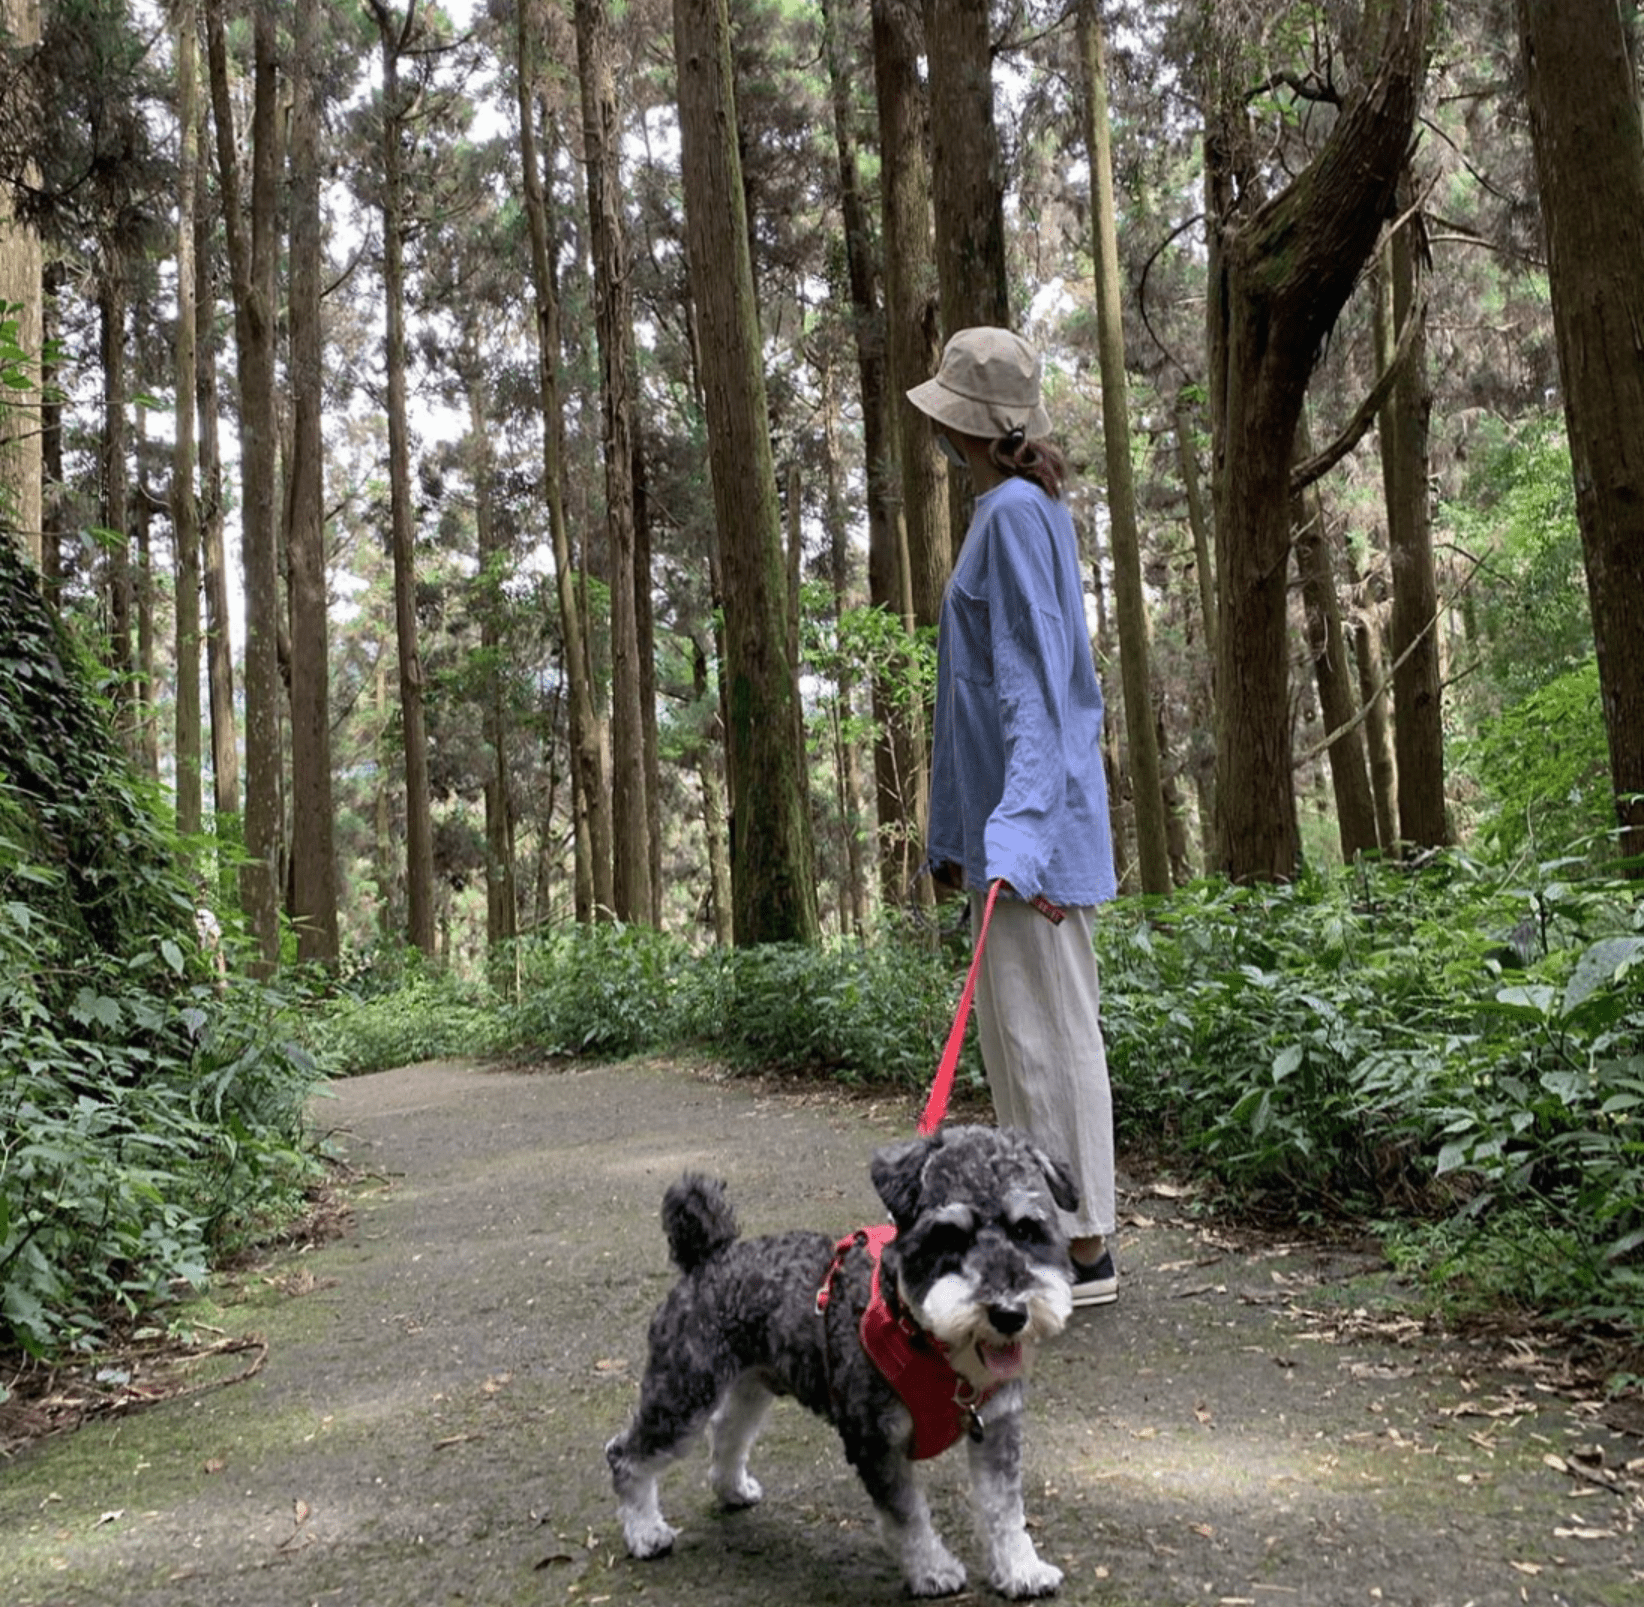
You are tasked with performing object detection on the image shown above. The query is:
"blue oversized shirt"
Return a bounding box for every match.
[927,476,1118,907]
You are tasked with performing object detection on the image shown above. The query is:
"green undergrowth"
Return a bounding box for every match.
[318,851,1643,1342]
[1096,854,1643,1338]
[1,541,327,1363]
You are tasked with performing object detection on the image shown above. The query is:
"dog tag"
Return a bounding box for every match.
[966,1406,985,1444]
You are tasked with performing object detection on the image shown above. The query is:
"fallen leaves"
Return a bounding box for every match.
[0,1333,268,1456]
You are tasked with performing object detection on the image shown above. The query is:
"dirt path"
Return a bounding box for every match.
[3,1057,1641,1607]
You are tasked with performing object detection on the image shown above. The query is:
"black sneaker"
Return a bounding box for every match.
[1070,1248,1118,1308]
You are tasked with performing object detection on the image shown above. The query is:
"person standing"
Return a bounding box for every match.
[908,326,1120,1306]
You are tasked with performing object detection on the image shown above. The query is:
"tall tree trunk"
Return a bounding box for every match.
[1294,422,1378,862]
[1080,0,1171,895]
[133,407,157,777]
[1380,204,1450,851]
[923,0,1008,333]
[374,650,397,937]
[871,0,950,634]
[822,363,869,933]
[1519,0,1644,871]
[40,259,63,599]
[1174,392,1219,867]
[196,90,238,865]
[468,365,517,950]
[870,0,941,906]
[576,0,652,925]
[367,0,435,955]
[99,257,134,743]
[0,0,42,570]
[517,12,610,921]
[208,0,281,970]
[821,0,909,908]
[633,433,663,927]
[692,634,734,946]
[674,0,819,946]
[923,0,1007,554]
[1175,392,1216,656]
[287,0,338,965]
[1205,2,1427,883]
[172,0,202,844]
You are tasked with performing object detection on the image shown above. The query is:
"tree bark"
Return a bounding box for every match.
[820,0,913,908]
[467,363,517,950]
[923,0,1008,553]
[923,0,1009,334]
[208,0,281,969]
[871,0,950,633]
[171,0,202,844]
[1206,2,1427,883]
[517,12,610,922]
[1293,423,1378,862]
[196,88,238,858]
[1380,202,1450,850]
[1519,0,1644,870]
[287,0,339,964]
[576,0,652,925]
[1080,0,1171,895]
[98,258,133,744]
[673,0,819,946]
[0,0,42,570]
[822,362,869,933]
[367,0,435,955]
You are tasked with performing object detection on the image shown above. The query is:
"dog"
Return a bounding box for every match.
[605,1123,1078,1598]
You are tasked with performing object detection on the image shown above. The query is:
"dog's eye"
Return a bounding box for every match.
[920,1222,970,1262]
[1006,1216,1051,1247]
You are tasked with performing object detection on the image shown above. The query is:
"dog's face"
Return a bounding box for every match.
[870,1126,1077,1391]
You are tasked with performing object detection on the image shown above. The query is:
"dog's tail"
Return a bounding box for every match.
[661,1173,739,1273]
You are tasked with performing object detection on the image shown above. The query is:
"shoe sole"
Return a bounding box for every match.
[1071,1282,1118,1308]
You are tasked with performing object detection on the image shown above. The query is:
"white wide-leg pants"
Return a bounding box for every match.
[969,892,1115,1240]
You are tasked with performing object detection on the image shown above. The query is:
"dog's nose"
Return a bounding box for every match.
[988,1305,1027,1336]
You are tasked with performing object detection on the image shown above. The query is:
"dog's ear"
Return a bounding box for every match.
[871,1133,940,1227]
[1032,1145,1080,1214]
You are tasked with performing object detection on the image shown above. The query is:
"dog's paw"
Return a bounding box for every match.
[905,1551,968,1597]
[622,1516,678,1559]
[993,1556,1063,1598]
[712,1470,763,1510]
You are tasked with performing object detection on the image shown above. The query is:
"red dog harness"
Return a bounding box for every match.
[816,1224,996,1459]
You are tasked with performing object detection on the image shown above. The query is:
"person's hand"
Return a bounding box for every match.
[928,859,965,894]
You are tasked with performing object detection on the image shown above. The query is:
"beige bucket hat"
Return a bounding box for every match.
[905,326,1053,440]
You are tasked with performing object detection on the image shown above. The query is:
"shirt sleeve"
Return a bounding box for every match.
[980,494,1075,901]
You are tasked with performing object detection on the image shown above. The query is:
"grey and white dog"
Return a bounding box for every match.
[605,1123,1078,1598]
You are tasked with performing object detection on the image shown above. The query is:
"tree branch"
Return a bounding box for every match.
[1290,287,1425,494]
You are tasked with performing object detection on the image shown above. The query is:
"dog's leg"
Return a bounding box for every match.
[606,1414,689,1560]
[850,1439,966,1597]
[708,1370,772,1509]
[607,1367,722,1560]
[966,1395,1062,1598]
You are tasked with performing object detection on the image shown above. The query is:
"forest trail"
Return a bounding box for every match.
[3,1056,1641,1607]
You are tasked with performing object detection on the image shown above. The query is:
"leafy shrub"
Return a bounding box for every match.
[501,922,690,1059]
[1455,657,1612,862]
[684,931,970,1088]
[1096,854,1644,1331]
[0,899,326,1354]
[1,541,326,1357]
[313,959,503,1076]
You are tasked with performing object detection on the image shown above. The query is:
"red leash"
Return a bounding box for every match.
[916,878,1068,1134]
[916,879,1003,1135]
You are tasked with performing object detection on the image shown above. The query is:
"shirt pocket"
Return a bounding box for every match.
[947,581,993,688]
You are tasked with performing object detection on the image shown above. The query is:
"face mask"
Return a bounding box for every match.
[935,432,968,469]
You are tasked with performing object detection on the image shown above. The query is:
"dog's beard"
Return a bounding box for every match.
[909,1266,1073,1389]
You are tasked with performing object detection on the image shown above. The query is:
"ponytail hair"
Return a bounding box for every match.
[988,427,1067,500]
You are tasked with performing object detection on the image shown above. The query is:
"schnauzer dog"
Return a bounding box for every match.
[605,1123,1077,1598]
